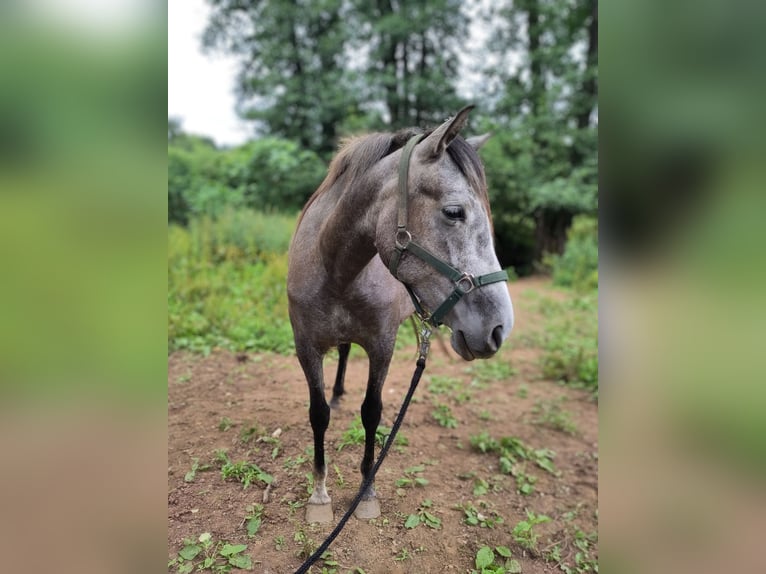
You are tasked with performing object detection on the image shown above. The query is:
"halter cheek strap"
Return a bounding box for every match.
[388,134,509,327]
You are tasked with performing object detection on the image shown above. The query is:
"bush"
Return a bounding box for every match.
[550,215,598,291]
[168,210,297,354]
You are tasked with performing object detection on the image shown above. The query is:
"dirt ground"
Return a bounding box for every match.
[168,278,598,573]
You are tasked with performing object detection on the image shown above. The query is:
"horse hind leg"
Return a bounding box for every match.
[330,343,350,410]
[296,345,334,523]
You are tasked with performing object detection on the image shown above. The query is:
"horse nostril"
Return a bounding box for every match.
[490,325,504,351]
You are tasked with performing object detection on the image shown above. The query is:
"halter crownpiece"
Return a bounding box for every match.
[388,134,509,327]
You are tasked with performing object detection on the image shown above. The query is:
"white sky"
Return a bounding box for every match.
[168,0,250,146]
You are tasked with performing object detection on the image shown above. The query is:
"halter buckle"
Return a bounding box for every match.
[395,229,412,250]
[455,273,476,294]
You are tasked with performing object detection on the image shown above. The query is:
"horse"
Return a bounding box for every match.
[287,106,514,523]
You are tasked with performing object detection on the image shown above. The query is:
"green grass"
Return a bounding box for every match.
[531,397,579,435]
[336,416,408,452]
[168,211,296,355]
[536,294,598,392]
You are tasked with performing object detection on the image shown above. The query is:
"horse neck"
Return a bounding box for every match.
[318,166,393,289]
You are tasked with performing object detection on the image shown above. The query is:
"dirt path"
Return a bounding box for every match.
[168,278,598,573]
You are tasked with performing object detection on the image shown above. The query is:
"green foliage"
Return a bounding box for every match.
[510,510,552,551]
[537,294,599,392]
[431,402,459,428]
[460,501,504,528]
[469,431,558,476]
[395,465,429,488]
[336,416,408,452]
[471,545,521,574]
[403,499,442,530]
[167,211,296,354]
[215,451,273,489]
[169,532,252,573]
[244,504,264,537]
[531,397,579,435]
[549,215,598,291]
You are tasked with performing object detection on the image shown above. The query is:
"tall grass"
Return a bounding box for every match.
[168,209,297,354]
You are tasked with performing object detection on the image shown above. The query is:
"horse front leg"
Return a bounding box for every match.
[356,341,395,519]
[296,346,334,523]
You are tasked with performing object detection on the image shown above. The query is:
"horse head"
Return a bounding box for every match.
[377,106,514,360]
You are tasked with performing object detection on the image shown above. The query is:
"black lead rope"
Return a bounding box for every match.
[294,329,431,574]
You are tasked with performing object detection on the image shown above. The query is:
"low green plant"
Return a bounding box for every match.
[274,535,286,551]
[469,431,558,476]
[427,374,463,395]
[467,359,517,383]
[404,499,442,530]
[459,501,504,528]
[243,504,264,537]
[549,215,598,292]
[218,417,233,431]
[531,397,578,435]
[510,510,551,551]
[471,545,521,574]
[395,464,429,488]
[336,417,408,451]
[169,532,252,573]
[216,451,273,489]
[431,403,458,428]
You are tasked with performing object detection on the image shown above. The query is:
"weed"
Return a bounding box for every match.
[427,374,463,395]
[511,465,537,496]
[169,532,252,573]
[467,359,517,383]
[469,431,558,476]
[242,504,263,537]
[333,463,345,488]
[185,458,200,483]
[537,295,598,392]
[395,464,429,488]
[274,535,286,551]
[404,499,442,530]
[431,403,458,428]
[218,417,234,432]
[282,452,309,470]
[239,422,266,445]
[478,410,493,421]
[293,526,317,559]
[216,451,273,488]
[471,545,521,574]
[510,510,551,551]
[257,434,281,460]
[176,373,192,384]
[393,547,411,562]
[459,501,504,528]
[516,384,528,398]
[336,417,408,451]
[531,397,578,435]
[285,499,305,516]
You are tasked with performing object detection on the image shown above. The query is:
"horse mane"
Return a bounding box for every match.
[296,125,490,229]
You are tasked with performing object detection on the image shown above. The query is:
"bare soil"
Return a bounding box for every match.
[168,278,598,573]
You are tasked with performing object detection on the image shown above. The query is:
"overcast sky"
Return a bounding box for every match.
[168,0,250,146]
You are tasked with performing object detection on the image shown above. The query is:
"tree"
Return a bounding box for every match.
[203,0,358,156]
[349,0,468,129]
[479,0,597,264]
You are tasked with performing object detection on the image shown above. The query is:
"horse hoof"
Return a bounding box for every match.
[354,498,380,520]
[306,503,334,524]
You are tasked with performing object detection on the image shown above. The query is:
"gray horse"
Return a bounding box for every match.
[287,106,514,522]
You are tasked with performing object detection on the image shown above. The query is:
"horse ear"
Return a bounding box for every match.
[421,105,475,158]
[466,132,492,150]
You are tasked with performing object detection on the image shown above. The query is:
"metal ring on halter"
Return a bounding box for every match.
[455,273,476,294]
[395,229,412,250]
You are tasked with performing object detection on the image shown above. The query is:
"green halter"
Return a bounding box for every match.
[388,134,509,327]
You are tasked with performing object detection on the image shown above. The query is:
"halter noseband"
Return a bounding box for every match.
[388,134,509,327]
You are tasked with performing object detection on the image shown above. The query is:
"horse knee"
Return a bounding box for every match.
[310,401,330,433]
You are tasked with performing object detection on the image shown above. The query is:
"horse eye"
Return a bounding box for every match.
[442,206,465,221]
